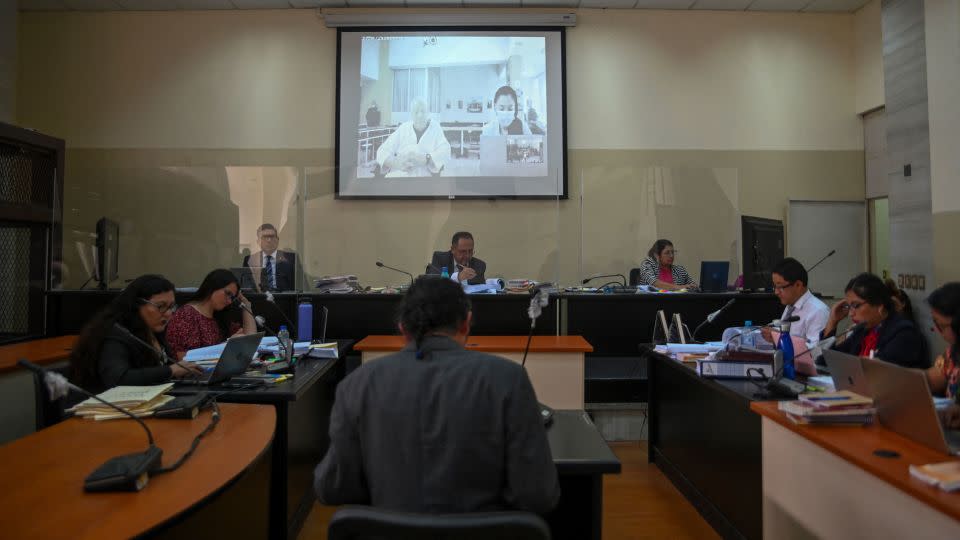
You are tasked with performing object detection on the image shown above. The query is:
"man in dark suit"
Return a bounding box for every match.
[241,223,300,291]
[314,277,559,514]
[426,231,487,285]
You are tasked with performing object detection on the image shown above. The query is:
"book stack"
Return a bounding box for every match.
[909,461,960,492]
[68,383,175,421]
[778,390,875,425]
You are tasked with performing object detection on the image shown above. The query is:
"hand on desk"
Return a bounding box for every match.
[171,362,204,379]
[760,326,775,344]
[939,404,960,430]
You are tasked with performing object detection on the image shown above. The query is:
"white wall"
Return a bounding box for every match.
[854,0,884,114]
[926,0,960,214]
[19,9,861,153]
[0,2,15,123]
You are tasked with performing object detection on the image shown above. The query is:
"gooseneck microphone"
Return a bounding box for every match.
[376,261,414,286]
[519,286,554,427]
[807,249,836,273]
[263,291,298,334]
[692,298,737,342]
[17,359,163,491]
[582,273,627,287]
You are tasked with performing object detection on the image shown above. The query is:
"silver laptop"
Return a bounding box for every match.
[182,332,264,386]
[862,357,960,455]
[823,349,872,397]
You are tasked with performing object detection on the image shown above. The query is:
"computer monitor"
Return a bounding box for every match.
[741,216,784,291]
[699,261,730,293]
[95,217,119,290]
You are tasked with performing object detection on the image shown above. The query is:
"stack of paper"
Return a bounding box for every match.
[779,390,875,425]
[909,461,960,492]
[314,275,360,293]
[68,383,175,421]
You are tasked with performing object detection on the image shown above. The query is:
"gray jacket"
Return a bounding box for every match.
[314,335,560,514]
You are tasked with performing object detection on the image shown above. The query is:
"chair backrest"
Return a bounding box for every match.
[629,268,642,286]
[31,364,70,431]
[328,506,551,540]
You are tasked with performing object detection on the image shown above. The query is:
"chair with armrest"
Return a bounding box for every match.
[328,506,551,540]
[29,363,73,431]
[629,268,642,287]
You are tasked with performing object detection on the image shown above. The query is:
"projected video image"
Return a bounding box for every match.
[356,35,548,179]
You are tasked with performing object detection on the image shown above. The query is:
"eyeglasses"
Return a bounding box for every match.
[142,299,177,314]
[260,234,278,240]
[847,301,867,311]
[661,250,677,257]
[773,282,796,292]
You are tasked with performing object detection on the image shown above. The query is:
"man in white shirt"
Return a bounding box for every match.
[761,257,829,348]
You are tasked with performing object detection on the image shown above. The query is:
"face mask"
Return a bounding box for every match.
[497,111,515,128]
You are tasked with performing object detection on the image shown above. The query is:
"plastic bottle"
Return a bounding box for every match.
[297,300,313,342]
[277,325,292,362]
[778,324,796,379]
[742,320,755,349]
[440,266,449,279]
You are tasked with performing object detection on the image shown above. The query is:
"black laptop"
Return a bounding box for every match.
[177,332,264,386]
[699,261,730,293]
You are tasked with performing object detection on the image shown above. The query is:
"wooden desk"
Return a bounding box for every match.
[0,334,76,374]
[751,401,960,538]
[0,403,274,540]
[355,335,593,409]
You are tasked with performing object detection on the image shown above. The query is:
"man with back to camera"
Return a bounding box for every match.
[314,277,560,514]
[761,257,830,347]
[241,223,300,292]
[426,231,487,285]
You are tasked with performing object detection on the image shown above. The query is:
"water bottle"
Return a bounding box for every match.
[742,320,755,349]
[297,300,313,342]
[779,324,796,379]
[277,325,292,362]
[440,266,449,279]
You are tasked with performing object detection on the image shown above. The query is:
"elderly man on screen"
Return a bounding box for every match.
[375,98,450,178]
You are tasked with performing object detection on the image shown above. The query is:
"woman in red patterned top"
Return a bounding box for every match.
[165,269,258,360]
[926,283,960,403]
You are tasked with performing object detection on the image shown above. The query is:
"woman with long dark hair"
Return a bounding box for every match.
[926,283,960,399]
[636,239,697,291]
[69,274,202,394]
[824,272,929,369]
[165,269,257,360]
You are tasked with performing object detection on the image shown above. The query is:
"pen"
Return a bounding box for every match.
[806,396,847,401]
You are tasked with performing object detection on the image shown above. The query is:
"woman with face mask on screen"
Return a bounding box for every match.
[482,85,532,136]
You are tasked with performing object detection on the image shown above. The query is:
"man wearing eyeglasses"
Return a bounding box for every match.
[761,257,830,348]
[242,223,300,291]
[426,231,487,285]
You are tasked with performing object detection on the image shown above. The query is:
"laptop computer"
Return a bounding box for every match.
[822,349,872,397]
[699,261,730,293]
[862,357,960,455]
[178,332,264,386]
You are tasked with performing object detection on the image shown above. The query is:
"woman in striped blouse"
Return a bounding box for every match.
[638,239,698,291]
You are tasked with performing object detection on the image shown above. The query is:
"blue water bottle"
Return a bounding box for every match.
[778,325,796,379]
[440,266,449,279]
[297,300,313,342]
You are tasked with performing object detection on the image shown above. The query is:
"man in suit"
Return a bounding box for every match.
[315,277,559,514]
[241,223,300,291]
[427,231,487,285]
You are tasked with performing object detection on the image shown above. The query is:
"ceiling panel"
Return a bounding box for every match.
[176,0,237,9]
[632,0,694,8]
[404,0,464,5]
[63,0,122,9]
[521,0,578,6]
[344,0,407,6]
[578,0,637,8]
[803,0,869,11]
[746,0,810,11]
[231,0,295,7]
[463,0,521,5]
[117,0,182,10]
[691,0,752,10]
[19,0,70,9]
[289,0,326,6]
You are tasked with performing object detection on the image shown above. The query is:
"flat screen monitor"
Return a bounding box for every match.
[95,217,119,290]
[741,215,784,291]
[336,28,567,199]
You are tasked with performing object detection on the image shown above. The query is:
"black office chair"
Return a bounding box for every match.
[29,363,72,431]
[629,268,642,286]
[328,506,551,540]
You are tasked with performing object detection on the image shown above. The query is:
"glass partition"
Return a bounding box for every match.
[57,165,303,291]
[578,165,741,290]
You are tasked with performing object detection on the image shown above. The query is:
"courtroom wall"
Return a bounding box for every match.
[17,8,865,288]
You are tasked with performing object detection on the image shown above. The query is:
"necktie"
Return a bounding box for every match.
[265,255,275,290]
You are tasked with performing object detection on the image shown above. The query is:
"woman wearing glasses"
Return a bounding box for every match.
[69,274,203,394]
[822,272,929,369]
[636,239,698,291]
[165,268,258,360]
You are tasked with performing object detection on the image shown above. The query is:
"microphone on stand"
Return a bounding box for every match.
[226,292,275,336]
[376,261,414,286]
[519,286,554,427]
[807,249,836,273]
[263,291,297,334]
[17,359,163,492]
[582,273,627,287]
[692,298,737,342]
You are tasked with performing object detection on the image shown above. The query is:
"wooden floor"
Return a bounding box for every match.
[299,442,718,539]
